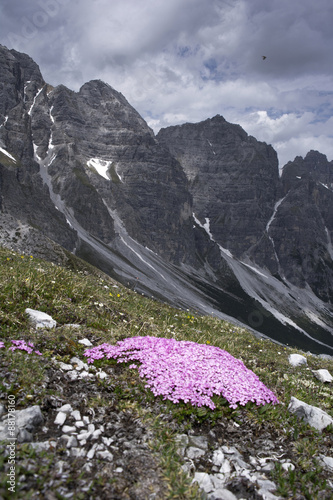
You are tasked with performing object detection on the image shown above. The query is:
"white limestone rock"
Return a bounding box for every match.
[54,411,67,426]
[70,447,86,458]
[58,404,73,413]
[25,308,57,329]
[188,435,208,449]
[96,370,108,380]
[219,459,231,477]
[87,443,98,459]
[71,410,81,421]
[66,370,79,381]
[321,456,333,470]
[312,369,333,383]
[58,362,74,371]
[192,472,214,493]
[288,396,333,431]
[208,489,238,500]
[70,356,89,371]
[186,447,206,459]
[212,448,225,467]
[281,462,295,471]
[288,354,307,367]
[78,338,93,346]
[62,425,77,434]
[66,435,78,448]
[96,450,113,461]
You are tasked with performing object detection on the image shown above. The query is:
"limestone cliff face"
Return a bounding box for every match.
[157,120,333,304]
[157,116,280,259]
[33,79,196,264]
[0,45,76,252]
[271,151,333,302]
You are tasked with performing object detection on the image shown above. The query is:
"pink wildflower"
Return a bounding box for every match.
[8,340,42,356]
[84,336,279,409]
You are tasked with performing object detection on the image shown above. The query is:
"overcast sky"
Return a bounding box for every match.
[1,0,333,167]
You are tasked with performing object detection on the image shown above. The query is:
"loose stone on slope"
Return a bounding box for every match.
[186,447,206,459]
[54,411,67,426]
[288,396,333,431]
[58,404,73,413]
[288,354,307,367]
[208,489,238,500]
[57,362,74,371]
[78,338,93,347]
[25,308,57,329]
[312,369,333,383]
[192,472,214,494]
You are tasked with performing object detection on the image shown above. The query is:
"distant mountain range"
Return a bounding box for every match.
[1,44,333,355]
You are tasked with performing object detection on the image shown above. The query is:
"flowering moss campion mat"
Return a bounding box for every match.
[0,340,42,355]
[84,336,279,409]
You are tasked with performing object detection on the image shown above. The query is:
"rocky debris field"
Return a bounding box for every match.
[0,356,168,499]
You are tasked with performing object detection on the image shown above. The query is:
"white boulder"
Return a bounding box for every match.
[288,396,333,431]
[288,354,307,367]
[78,338,93,347]
[192,472,214,493]
[321,456,333,470]
[312,369,333,383]
[25,308,56,329]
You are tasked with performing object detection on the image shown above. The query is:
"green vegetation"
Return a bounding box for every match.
[0,246,332,498]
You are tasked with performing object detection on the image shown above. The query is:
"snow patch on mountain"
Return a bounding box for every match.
[87,158,111,180]
[28,87,44,116]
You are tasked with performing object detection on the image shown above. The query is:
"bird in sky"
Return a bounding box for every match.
[262,56,267,60]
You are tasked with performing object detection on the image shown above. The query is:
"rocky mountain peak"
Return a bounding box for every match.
[282,150,333,193]
[157,116,279,259]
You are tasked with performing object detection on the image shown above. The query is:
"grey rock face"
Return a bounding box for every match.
[31,77,196,265]
[157,119,333,304]
[0,45,77,253]
[157,115,280,262]
[274,151,333,302]
[0,405,44,442]
[157,119,333,352]
[0,44,199,270]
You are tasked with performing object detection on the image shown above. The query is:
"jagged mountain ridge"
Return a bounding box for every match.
[1,44,333,355]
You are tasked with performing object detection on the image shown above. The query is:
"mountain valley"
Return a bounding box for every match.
[1,44,333,355]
